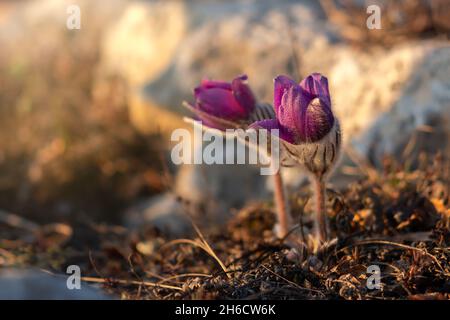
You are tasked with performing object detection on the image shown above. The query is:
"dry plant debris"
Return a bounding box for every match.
[0,155,448,300]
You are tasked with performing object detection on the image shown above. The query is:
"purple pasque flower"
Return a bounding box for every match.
[250,73,341,177]
[248,73,341,244]
[251,73,335,144]
[184,75,257,130]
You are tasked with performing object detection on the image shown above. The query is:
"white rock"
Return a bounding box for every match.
[329,41,450,165]
[355,46,450,165]
[0,268,111,300]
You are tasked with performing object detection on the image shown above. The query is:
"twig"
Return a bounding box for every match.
[80,276,183,291]
[157,273,212,284]
[40,269,183,292]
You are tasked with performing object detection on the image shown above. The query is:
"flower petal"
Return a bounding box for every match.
[273,75,297,113]
[304,97,334,142]
[183,101,241,130]
[249,119,297,143]
[299,73,331,105]
[249,119,280,131]
[278,84,312,143]
[200,78,232,90]
[231,75,255,115]
[194,87,247,119]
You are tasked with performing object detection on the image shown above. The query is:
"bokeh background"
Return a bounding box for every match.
[0,0,448,244]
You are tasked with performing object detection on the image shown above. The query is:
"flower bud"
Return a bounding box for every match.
[249,73,341,177]
[184,75,256,130]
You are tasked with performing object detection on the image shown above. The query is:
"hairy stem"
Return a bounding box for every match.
[313,175,328,242]
[273,170,292,238]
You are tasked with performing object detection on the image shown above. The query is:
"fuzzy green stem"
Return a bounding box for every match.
[273,170,292,238]
[313,175,328,242]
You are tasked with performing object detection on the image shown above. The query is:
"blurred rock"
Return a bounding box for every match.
[0,269,111,300]
[125,138,270,233]
[330,41,450,166]
[97,0,187,87]
[266,166,308,192]
[125,193,193,237]
[356,46,450,166]
[128,87,187,136]
[174,132,268,215]
[174,162,268,213]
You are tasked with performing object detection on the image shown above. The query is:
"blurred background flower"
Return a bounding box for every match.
[184,74,256,130]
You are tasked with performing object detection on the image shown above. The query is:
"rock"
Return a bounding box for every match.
[266,166,309,192]
[329,41,450,166]
[171,130,274,217]
[354,45,450,166]
[125,137,271,233]
[97,0,187,87]
[0,268,111,300]
[124,193,193,237]
[128,85,187,136]
[174,162,268,213]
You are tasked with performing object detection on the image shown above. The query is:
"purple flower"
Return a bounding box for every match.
[250,73,335,144]
[247,73,341,244]
[185,75,256,130]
